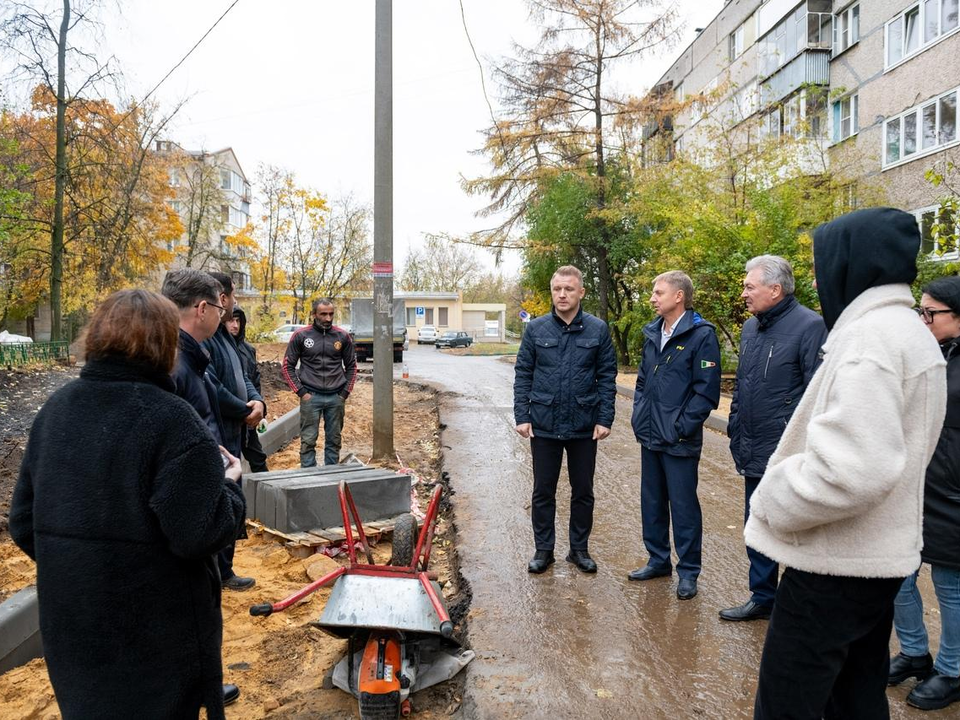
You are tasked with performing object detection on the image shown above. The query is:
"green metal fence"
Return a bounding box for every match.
[0,341,70,367]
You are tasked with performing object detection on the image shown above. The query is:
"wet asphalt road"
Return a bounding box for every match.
[403,344,945,719]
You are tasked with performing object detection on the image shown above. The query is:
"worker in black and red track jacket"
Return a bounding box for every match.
[282,297,357,466]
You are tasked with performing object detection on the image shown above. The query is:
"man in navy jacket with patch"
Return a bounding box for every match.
[514,265,617,575]
[629,271,721,600]
[720,255,826,622]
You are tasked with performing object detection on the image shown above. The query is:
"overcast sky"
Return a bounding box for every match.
[95,1,724,275]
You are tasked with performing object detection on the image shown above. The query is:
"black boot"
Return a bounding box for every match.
[565,549,597,573]
[528,550,555,574]
[907,673,960,710]
[223,684,240,706]
[888,652,933,686]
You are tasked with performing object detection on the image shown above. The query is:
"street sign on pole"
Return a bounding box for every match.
[518,309,530,322]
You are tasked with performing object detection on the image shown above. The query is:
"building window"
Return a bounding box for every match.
[833,93,859,142]
[674,82,684,103]
[884,87,959,166]
[405,307,417,325]
[425,308,434,325]
[220,204,229,223]
[886,1,959,68]
[914,206,960,256]
[729,23,745,61]
[438,307,449,327]
[834,4,860,53]
[220,169,231,190]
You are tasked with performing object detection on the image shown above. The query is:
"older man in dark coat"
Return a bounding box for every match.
[721,255,826,622]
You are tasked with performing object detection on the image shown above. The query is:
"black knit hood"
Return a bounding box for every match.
[813,207,920,330]
[232,305,248,343]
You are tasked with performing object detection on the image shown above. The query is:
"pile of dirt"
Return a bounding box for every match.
[0,361,467,719]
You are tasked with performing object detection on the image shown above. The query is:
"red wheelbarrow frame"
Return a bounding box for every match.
[250,479,454,638]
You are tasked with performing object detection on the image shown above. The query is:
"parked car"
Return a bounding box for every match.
[435,331,473,349]
[0,330,33,344]
[417,325,437,345]
[271,324,308,343]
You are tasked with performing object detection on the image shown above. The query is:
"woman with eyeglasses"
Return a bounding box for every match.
[889,276,960,711]
[9,289,247,719]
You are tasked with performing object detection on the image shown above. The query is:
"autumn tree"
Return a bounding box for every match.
[254,163,294,311]
[465,0,680,326]
[0,91,183,327]
[399,233,482,291]
[278,187,372,323]
[2,0,113,339]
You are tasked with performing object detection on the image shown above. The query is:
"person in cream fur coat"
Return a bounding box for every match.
[746,207,947,720]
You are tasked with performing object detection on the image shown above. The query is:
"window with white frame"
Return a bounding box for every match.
[834,4,860,53]
[914,205,960,256]
[833,93,859,142]
[729,23,745,61]
[405,307,417,326]
[220,169,231,190]
[886,0,959,68]
[884,87,958,166]
[674,82,685,103]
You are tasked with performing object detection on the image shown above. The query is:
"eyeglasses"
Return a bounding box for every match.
[195,301,226,318]
[916,307,953,323]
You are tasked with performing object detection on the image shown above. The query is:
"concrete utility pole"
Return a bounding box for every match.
[372,0,394,459]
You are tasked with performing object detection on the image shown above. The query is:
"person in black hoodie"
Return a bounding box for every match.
[889,276,960,712]
[9,289,246,720]
[226,305,269,473]
[203,271,262,591]
[747,208,947,720]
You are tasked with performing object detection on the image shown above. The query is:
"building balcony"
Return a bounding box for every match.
[760,49,830,107]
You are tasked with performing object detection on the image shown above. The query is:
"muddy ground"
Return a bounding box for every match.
[0,347,467,719]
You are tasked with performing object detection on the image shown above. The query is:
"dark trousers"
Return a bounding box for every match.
[640,447,702,580]
[745,476,778,606]
[217,478,243,581]
[242,428,269,473]
[299,392,345,467]
[754,568,905,720]
[530,436,597,551]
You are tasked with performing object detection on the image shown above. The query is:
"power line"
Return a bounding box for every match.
[141,0,242,107]
[459,0,508,158]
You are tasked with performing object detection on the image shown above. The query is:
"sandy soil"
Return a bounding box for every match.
[0,355,464,719]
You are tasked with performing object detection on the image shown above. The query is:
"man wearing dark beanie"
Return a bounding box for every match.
[746,208,948,718]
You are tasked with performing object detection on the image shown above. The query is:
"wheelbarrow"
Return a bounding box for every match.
[250,479,459,719]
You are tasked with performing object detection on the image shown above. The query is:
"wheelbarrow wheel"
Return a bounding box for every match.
[390,513,417,568]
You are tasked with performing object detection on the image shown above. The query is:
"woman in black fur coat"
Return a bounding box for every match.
[9,289,247,720]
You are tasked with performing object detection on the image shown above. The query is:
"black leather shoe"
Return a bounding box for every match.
[627,565,671,581]
[676,578,698,600]
[565,549,597,573]
[223,683,240,706]
[223,575,256,591]
[907,672,960,710]
[528,550,555,574]
[719,600,772,622]
[888,652,934,686]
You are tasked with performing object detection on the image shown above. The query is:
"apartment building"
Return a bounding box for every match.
[644,0,833,167]
[645,0,960,254]
[829,0,959,255]
[158,142,254,291]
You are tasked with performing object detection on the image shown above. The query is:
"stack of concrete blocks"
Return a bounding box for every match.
[246,462,413,533]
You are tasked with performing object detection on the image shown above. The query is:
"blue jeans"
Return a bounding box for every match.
[299,392,345,467]
[894,565,960,677]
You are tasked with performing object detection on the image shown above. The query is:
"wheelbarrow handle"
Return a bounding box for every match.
[248,566,347,617]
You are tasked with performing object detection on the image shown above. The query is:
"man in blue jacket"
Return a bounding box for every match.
[629,271,721,600]
[514,265,617,574]
[720,255,826,622]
